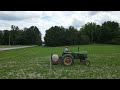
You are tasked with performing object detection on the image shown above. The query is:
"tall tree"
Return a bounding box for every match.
[0,30,3,45]
[10,25,20,45]
[76,31,90,45]
[64,26,78,45]
[3,30,10,45]
[24,26,42,45]
[80,22,98,43]
[44,26,66,46]
[99,21,119,43]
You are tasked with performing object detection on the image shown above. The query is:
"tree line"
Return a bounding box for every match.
[0,21,120,46]
[0,25,42,45]
[44,21,120,46]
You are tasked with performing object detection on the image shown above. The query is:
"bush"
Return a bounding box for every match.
[79,35,90,45]
[110,38,120,45]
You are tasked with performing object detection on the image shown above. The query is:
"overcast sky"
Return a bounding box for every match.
[0,11,120,41]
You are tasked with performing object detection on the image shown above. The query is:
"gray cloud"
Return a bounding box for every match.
[0,14,25,21]
[0,21,11,30]
[89,11,113,16]
[0,11,120,40]
[71,19,85,29]
[41,16,52,21]
[95,12,117,25]
[62,11,74,16]
[89,11,101,16]
[0,12,26,21]
[0,11,41,21]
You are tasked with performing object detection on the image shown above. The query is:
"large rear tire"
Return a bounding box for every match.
[61,54,74,65]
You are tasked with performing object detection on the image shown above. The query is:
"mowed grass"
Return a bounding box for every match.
[0,44,120,79]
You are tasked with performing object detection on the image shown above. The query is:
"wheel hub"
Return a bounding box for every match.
[64,57,72,65]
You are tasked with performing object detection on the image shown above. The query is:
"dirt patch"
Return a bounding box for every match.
[0,45,36,51]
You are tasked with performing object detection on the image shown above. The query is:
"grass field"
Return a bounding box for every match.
[0,44,120,79]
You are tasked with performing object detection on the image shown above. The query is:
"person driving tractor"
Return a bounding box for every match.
[64,46,70,53]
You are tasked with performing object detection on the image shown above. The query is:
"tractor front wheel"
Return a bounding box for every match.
[84,60,90,65]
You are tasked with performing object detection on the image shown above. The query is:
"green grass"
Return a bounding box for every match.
[0,44,120,79]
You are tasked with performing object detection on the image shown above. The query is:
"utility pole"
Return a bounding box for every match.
[9,31,10,45]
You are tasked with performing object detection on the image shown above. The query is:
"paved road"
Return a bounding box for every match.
[0,46,36,51]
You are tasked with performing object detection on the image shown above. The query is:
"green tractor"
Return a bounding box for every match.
[51,47,90,66]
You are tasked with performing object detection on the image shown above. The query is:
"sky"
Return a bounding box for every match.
[0,11,120,41]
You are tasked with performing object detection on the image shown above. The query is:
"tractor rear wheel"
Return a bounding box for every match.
[61,54,74,65]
